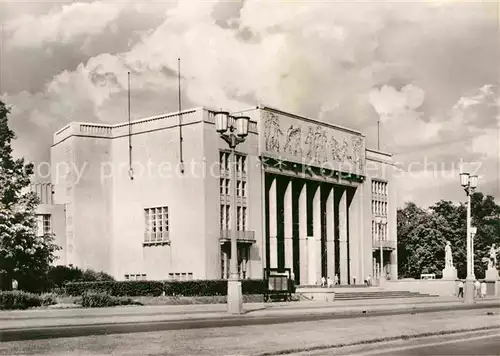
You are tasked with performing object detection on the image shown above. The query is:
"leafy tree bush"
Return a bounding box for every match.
[81,269,114,282]
[46,266,84,288]
[0,290,56,310]
[398,193,500,279]
[0,101,60,292]
[45,266,115,292]
[80,291,141,308]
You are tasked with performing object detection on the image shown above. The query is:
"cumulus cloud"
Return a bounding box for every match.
[0,0,498,207]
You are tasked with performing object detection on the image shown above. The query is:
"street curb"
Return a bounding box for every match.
[255,324,500,356]
[1,303,499,342]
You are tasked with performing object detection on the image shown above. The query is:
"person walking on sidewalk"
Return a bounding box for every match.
[457,280,464,298]
[480,281,487,298]
[474,280,481,298]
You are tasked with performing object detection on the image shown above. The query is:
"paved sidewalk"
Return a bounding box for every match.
[1,296,498,331]
[0,296,458,320]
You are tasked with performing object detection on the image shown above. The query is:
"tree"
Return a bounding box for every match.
[397,193,500,279]
[0,100,60,292]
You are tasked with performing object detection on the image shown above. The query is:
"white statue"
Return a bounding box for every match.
[488,244,498,269]
[445,241,453,268]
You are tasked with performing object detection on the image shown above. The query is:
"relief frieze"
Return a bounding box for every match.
[261,110,365,175]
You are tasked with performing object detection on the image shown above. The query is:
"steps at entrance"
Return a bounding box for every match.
[295,287,439,301]
[333,291,439,300]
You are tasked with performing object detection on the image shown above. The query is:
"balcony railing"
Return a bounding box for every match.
[372,239,396,249]
[220,230,256,243]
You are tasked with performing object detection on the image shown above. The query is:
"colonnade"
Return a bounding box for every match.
[265,174,363,285]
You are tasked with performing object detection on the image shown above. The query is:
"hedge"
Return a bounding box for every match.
[80,291,142,308]
[66,279,266,297]
[0,291,57,310]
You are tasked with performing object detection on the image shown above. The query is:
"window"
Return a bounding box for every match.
[36,214,51,236]
[144,206,169,243]
[221,204,230,231]
[241,156,247,173]
[219,178,230,195]
[237,206,241,231]
[168,272,193,281]
[219,151,230,172]
[219,150,249,233]
[242,207,247,231]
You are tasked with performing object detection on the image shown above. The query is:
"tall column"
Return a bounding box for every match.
[390,250,397,280]
[326,186,335,279]
[269,177,278,269]
[313,185,322,284]
[284,179,293,275]
[338,189,348,284]
[223,249,228,279]
[298,182,308,285]
[348,188,362,284]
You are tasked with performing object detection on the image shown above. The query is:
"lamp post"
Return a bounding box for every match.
[375,216,387,283]
[471,226,477,279]
[214,111,250,314]
[459,171,478,304]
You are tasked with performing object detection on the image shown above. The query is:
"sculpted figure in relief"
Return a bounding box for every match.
[264,113,283,152]
[352,136,364,171]
[304,126,315,161]
[330,136,342,162]
[283,125,302,156]
[313,126,328,163]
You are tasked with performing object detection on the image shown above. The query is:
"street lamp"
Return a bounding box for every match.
[459,170,478,304]
[375,216,388,283]
[471,226,477,279]
[214,111,250,315]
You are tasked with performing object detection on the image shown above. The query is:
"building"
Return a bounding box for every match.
[47,105,397,284]
[30,182,66,264]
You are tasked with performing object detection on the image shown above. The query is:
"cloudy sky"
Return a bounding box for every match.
[0,0,498,208]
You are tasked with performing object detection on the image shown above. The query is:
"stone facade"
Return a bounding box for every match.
[43,105,397,284]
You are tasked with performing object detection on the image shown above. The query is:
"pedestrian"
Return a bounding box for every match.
[352,276,356,285]
[458,280,464,298]
[327,276,333,288]
[334,274,339,285]
[481,281,487,298]
[474,280,481,298]
[321,276,326,287]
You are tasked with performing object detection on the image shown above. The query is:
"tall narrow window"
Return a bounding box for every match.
[242,207,247,231]
[220,178,225,195]
[36,214,51,236]
[220,204,224,231]
[237,206,241,231]
[225,205,230,230]
[144,206,169,243]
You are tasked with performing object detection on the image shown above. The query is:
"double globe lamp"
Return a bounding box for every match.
[214,111,250,314]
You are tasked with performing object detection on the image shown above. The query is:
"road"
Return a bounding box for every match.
[1,304,499,342]
[1,309,499,356]
[297,329,500,355]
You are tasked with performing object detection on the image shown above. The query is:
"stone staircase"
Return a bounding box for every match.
[333,290,439,300]
[295,285,439,301]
